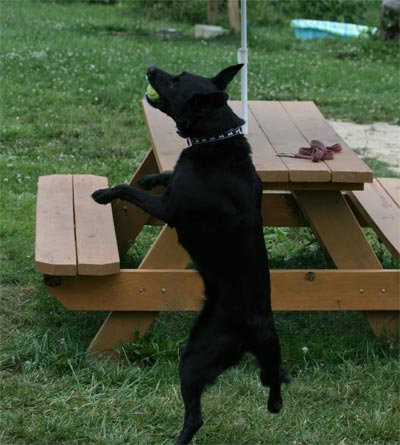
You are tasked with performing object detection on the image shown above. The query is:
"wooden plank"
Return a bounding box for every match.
[282,101,373,184]
[142,100,184,172]
[49,269,400,312]
[146,192,304,227]
[272,270,399,311]
[294,190,399,337]
[87,226,190,354]
[73,175,120,275]
[261,193,303,226]
[262,182,364,191]
[142,100,290,182]
[140,226,190,269]
[294,191,382,269]
[229,101,289,182]
[35,175,76,276]
[349,180,400,261]
[142,99,371,188]
[377,177,400,207]
[249,101,332,183]
[344,194,370,228]
[144,193,372,228]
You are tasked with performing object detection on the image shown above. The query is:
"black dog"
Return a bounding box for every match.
[92,64,288,444]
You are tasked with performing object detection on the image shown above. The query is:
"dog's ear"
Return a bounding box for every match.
[186,91,228,113]
[210,64,243,91]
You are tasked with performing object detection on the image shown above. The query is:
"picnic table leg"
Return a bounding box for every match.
[294,190,399,337]
[87,226,190,354]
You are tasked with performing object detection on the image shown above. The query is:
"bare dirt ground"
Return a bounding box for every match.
[329,120,400,174]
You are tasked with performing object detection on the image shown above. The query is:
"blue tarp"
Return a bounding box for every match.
[291,19,377,40]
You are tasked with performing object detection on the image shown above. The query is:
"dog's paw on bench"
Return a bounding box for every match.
[92,187,114,205]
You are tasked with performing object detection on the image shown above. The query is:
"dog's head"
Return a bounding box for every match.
[145,64,244,138]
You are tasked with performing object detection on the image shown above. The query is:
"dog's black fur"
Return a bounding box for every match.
[92,64,288,444]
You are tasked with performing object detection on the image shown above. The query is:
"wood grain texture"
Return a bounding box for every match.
[282,101,373,184]
[377,177,400,207]
[73,175,120,275]
[261,193,304,227]
[142,99,372,190]
[139,225,190,269]
[145,193,370,228]
[35,175,77,276]
[142,100,184,172]
[349,180,400,261]
[294,190,398,336]
[87,226,190,354]
[230,101,289,183]
[262,182,364,191]
[50,269,399,312]
[294,191,382,269]
[249,101,332,182]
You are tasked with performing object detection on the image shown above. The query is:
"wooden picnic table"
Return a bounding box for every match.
[36,100,399,354]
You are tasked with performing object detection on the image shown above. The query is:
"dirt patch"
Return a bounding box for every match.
[329,121,400,173]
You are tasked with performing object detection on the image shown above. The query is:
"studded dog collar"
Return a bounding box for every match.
[186,127,243,147]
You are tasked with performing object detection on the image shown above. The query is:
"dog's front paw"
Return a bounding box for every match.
[92,188,114,205]
[138,175,157,191]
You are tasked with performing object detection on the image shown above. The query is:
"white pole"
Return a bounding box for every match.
[237,0,248,134]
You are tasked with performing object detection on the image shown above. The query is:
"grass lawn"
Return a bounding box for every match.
[1,1,399,444]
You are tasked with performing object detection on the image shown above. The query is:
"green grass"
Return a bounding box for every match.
[1,1,399,444]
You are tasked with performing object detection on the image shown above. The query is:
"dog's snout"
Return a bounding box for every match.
[147,66,157,77]
[147,66,173,82]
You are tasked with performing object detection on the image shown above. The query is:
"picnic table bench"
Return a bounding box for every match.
[35,101,400,354]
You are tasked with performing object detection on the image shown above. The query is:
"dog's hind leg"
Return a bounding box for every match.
[248,326,286,414]
[176,318,244,444]
[175,368,206,445]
